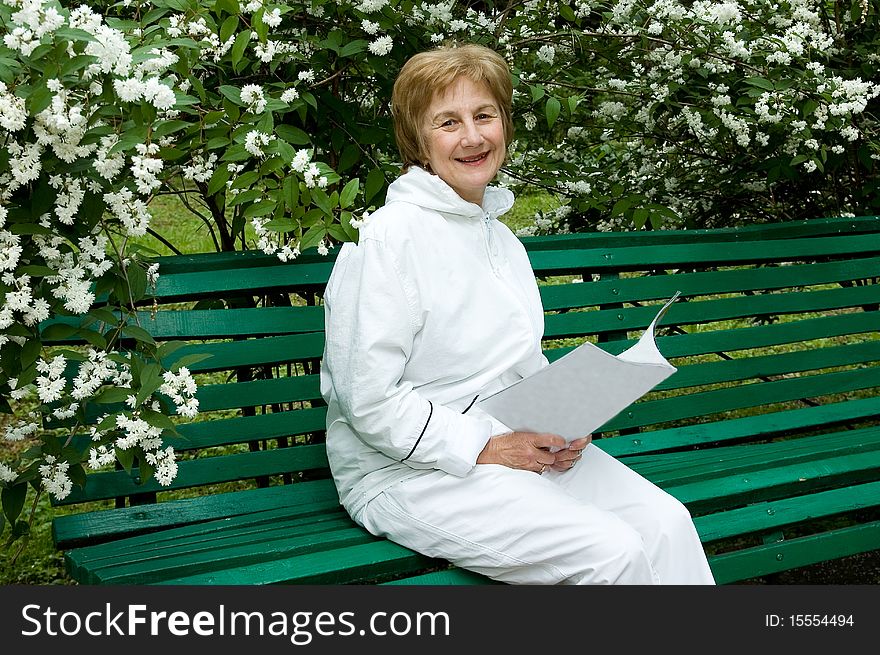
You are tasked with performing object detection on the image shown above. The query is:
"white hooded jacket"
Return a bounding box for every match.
[320,167,548,520]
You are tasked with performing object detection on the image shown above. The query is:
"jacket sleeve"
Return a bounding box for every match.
[322,236,493,477]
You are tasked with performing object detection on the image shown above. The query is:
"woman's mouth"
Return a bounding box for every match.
[456,152,489,165]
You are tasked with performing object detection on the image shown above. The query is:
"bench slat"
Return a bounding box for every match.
[53,479,339,549]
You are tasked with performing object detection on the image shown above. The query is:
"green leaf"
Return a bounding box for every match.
[218,85,243,105]
[140,408,177,431]
[244,199,278,218]
[340,40,368,57]
[531,85,546,102]
[40,322,78,341]
[207,162,232,195]
[154,120,190,138]
[545,97,561,129]
[283,175,300,211]
[231,30,252,67]
[300,225,327,251]
[90,307,120,325]
[157,341,187,361]
[94,387,131,404]
[135,363,164,407]
[115,447,135,473]
[743,77,775,91]
[170,352,214,371]
[121,324,156,346]
[365,167,386,204]
[275,124,311,145]
[220,15,240,43]
[18,264,59,277]
[339,178,360,209]
[311,188,333,216]
[1,483,27,524]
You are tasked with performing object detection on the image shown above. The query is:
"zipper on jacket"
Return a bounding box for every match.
[482,211,501,276]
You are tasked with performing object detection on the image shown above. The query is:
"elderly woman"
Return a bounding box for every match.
[320,44,715,585]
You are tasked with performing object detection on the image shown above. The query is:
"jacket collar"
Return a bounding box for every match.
[385,166,515,221]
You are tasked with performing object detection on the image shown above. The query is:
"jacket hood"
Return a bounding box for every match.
[385,166,515,221]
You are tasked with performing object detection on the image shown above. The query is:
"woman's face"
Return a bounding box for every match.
[423,76,506,206]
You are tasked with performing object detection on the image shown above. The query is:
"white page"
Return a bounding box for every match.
[477,292,681,443]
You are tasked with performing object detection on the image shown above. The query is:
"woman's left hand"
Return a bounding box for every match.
[549,435,591,472]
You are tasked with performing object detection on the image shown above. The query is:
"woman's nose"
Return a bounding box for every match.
[460,120,484,146]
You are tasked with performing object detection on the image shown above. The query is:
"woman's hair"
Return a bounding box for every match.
[391,43,514,171]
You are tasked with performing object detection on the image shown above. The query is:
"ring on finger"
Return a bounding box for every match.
[539,463,547,474]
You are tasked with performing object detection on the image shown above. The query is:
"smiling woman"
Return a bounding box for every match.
[319,43,715,586]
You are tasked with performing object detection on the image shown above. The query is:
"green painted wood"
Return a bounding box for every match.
[56,444,331,505]
[529,233,880,275]
[66,503,346,565]
[544,284,880,340]
[660,448,880,515]
[545,312,880,363]
[709,521,880,584]
[154,261,333,301]
[383,568,496,585]
[655,340,880,392]
[172,407,327,450]
[74,407,328,455]
[624,424,880,478]
[523,216,880,252]
[598,396,880,457]
[163,332,325,373]
[196,374,321,411]
[601,365,880,432]
[67,509,352,583]
[53,479,339,549]
[693,480,880,542]
[540,256,880,311]
[91,526,374,585]
[154,539,434,585]
[634,426,880,487]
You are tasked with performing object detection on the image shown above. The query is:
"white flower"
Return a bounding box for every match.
[281,88,300,103]
[263,8,282,28]
[368,36,394,56]
[536,44,555,65]
[362,20,380,35]
[0,462,17,483]
[241,84,267,114]
[38,455,72,501]
[244,130,273,157]
[0,82,27,132]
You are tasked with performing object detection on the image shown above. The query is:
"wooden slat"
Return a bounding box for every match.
[544,284,880,340]
[154,540,435,585]
[55,444,330,505]
[163,332,325,373]
[693,480,880,542]
[53,479,339,549]
[708,520,880,584]
[529,233,880,275]
[196,374,321,411]
[540,256,880,311]
[602,366,880,432]
[598,395,880,457]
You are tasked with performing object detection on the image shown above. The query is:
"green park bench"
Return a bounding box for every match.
[47,215,880,585]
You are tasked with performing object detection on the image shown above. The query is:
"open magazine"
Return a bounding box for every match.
[477,291,682,443]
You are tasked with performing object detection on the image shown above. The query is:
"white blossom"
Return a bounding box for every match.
[368,36,393,57]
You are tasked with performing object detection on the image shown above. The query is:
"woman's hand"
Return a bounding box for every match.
[549,435,592,472]
[477,431,566,473]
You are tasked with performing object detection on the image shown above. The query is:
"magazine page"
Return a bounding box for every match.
[477,292,681,442]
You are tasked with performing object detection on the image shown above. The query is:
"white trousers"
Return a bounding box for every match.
[358,444,716,585]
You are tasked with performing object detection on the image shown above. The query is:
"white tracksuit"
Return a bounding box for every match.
[320,167,715,584]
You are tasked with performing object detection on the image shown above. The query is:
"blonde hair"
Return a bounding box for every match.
[391,43,514,170]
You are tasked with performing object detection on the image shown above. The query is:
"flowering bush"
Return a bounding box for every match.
[1,0,878,555]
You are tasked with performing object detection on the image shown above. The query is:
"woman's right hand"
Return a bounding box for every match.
[476,431,566,473]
